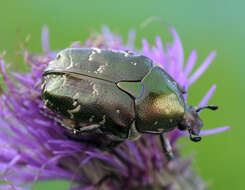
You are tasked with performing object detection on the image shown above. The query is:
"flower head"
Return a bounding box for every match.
[0,26,229,190]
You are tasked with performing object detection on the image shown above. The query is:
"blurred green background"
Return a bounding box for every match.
[0,0,243,189]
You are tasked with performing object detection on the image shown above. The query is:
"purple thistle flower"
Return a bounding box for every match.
[0,26,229,190]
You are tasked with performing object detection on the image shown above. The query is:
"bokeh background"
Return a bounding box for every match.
[0,0,243,189]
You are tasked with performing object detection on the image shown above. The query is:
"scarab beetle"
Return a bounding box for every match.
[41,48,217,159]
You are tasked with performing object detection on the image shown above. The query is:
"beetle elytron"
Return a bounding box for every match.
[41,48,217,159]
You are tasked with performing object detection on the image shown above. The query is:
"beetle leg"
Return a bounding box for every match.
[78,124,101,133]
[160,133,175,161]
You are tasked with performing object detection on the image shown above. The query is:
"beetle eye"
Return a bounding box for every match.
[56,54,61,60]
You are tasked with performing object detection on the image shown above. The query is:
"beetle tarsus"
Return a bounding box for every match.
[160,133,175,161]
[79,124,101,133]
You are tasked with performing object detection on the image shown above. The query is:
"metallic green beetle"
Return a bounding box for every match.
[41,48,217,159]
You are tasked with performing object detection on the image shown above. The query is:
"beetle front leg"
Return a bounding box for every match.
[78,124,101,134]
[160,133,175,161]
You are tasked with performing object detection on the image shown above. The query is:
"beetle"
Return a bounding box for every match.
[41,48,217,160]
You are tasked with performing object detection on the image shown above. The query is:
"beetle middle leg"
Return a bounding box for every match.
[160,133,175,161]
[78,124,101,133]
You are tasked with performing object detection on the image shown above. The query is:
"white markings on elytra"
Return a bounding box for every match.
[94,63,108,74]
[43,100,49,108]
[72,101,78,106]
[73,92,80,99]
[154,121,158,125]
[93,48,101,53]
[111,49,118,53]
[89,81,99,96]
[88,48,108,74]
[67,105,81,119]
[123,51,129,57]
[41,80,46,91]
[99,115,106,125]
[88,51,96,61]
[60,75,67,88]
[116,109,120,114]
[92,84,99,96]
[89,80,94,85]
[88,48,101,62]
[89,115,95,123]
[130,61,137,66]
[66,52,74,69]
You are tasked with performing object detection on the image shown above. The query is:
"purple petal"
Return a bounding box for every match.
[169,27,184,70]
[155,36,167,68]
[84,151,125,173]
[184,50,197,77]
[188,51,216,85]
[11,72,34,87]
[0,59,10,83]
[199,126,231,136]
[181,126,230,137]
[198,84,216,108]
[0,184,28,190]
[41,26,50,53]
[126,29,136,50]
[142,38,151,58]
[126,142,144,169]
[169,129,183,145]
[102,25,112,41]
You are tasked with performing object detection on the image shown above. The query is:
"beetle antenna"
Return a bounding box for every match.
[196,105,218,113]
[188,127,201,142]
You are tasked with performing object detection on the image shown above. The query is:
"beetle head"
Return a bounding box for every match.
[178,105,218,142]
